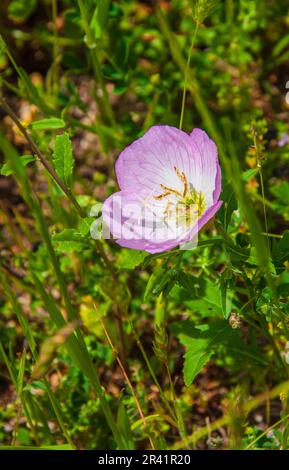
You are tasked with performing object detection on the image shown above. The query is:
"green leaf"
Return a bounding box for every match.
[171,321,230,386]
[52,228,83,242]
[218,181,237,230]
[272,231,289,274]
[52,229,85,253]
[117,249,148,270]
[1,155,35,176]
[29,118,66,130]
[172,319,267,386]
[272,33,289,57]
[270,183,289,220]
[277,283,289,298]
[90,0,111,39]
[117,398,135,450]
[220,270,234,319]
[171,279,224,317]
[144,267,178,300]
[8,0,37,22]
[144,267,166,301]
[17,349,26,397]
[52,133,74,186]
[78,217,95,236]
[32,323,76,380]
[242,168,258,182]
[0,270,36,355]
[271,182,289,204]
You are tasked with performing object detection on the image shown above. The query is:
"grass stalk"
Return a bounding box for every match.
[179,21,199,130]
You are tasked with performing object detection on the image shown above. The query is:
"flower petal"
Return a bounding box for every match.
[102,126,223,254]
[189,128,221,205]
[102,188,222,254]
[116,125,203,197]
[102,189,198,253]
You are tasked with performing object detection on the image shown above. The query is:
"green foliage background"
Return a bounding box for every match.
[0,0,289,450]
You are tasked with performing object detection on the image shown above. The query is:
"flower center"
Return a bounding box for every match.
[154,166,206,226]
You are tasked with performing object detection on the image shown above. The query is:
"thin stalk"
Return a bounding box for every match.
[155,294,189,446]
[259,168,270,250]
[165,362,190,449]
[76,0,115,127]
[179,22,199,130]
[253,130,270,251]
[246,411,289,449]
[46,0,59,95]
[99,316,156,450]
[95,240,127,363]
[44,378,76,448]
[130,323,177,422]
[0,342,39,446]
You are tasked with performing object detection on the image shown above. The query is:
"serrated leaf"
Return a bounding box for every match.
[172,319,266,386]
[53,228,83,242]
[171,321,229,386]
[53,241,84,253]
[183,348,213,387]
[52,132,74,186]
[29,118,66,130]
[171,280,224,317]
[52,229,85,253]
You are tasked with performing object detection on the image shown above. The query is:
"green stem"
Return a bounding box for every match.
[130,322,176,421]
[0,342,39,446]
[51,0,59,94]
[179,22,199,130]
[77,0,116,127]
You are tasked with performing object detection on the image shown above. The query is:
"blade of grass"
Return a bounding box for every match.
[0,342,40,445]
[76,0,116,128]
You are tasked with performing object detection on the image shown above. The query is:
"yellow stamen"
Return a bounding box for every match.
[152,167,206,227]
[160,184,183,198]
[154,191,172,200]
[174,166,188,196]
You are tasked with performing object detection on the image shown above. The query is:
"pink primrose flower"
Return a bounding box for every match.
[102,125,222,253]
